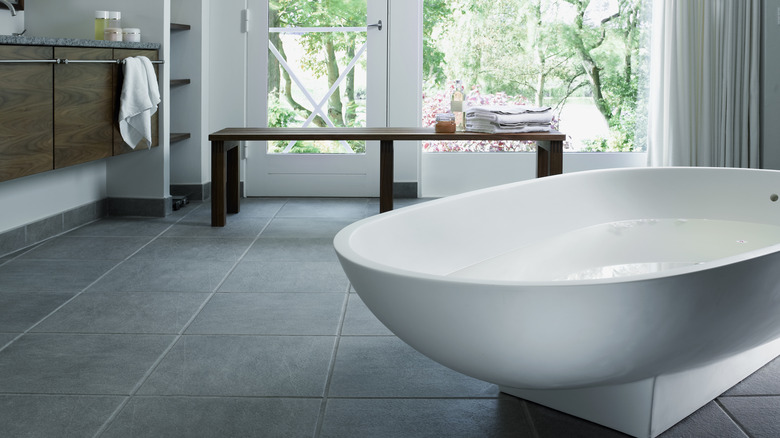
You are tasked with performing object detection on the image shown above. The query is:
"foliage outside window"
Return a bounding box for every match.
[267,0,368,154]
[423,0,649,153]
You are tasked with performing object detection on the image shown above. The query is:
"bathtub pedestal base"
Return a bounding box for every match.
[500,337,780,438]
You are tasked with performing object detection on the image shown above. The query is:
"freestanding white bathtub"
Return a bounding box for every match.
[334,167,780,438]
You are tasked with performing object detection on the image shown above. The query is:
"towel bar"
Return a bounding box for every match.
[0,59,164,64]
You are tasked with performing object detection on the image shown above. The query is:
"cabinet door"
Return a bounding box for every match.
[113,49,160,155]
[54,47,114,169]
[0,45,54,182]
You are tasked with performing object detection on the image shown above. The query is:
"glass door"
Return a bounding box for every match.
[245,0,388,197]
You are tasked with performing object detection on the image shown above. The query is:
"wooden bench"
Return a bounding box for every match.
[208,127,566,227]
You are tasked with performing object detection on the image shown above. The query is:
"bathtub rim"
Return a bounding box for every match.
[334,166,780,287]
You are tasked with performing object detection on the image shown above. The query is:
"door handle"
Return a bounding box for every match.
[367,20,383,31]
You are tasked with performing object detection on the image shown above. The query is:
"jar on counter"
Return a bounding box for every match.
[108,11,122,30]
[435,113,456,133]
[123,28,141,42]
[104,28,123,42]
[95,11,109,40]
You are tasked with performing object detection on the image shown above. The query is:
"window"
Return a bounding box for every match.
[422,0,650,153]
[267,0,369,154]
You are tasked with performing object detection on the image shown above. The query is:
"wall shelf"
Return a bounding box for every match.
[170,78,191,86]
[170,132,191,144]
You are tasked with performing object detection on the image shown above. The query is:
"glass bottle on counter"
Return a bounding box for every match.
[451,80,466,132]
[108,11,122,30]
[95,11,109,40]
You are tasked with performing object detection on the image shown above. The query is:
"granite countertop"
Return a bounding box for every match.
[0,35,160,50]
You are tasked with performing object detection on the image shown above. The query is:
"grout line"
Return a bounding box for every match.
[715,398,755,438]
[313,284,351,438]
[0,213,195,356]
[92,199,285,438]
[520,400,541,438]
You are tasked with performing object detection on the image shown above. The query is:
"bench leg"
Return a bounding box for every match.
[537,140,563,177]
[211,140,228,227]
[380,140,394,213]
[227,143,241,214]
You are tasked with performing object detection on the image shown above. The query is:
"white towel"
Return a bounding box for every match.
[465,120,552,134]
[467,104,551,116]
[466,110,554,125]
[119,56,160,149]
[465,104,553,133]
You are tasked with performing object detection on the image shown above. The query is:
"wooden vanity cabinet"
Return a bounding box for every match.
[0,44,159,183]
[54,47,115,169]
[113,48,160,155]
[0,45,54,181]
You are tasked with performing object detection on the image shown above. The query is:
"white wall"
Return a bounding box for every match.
[422,152,648,198]
[209,1,248,135]
[387,0,423,185]
[169,0,210,185]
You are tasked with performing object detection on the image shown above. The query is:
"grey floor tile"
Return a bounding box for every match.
[186,293,345,335]
[134,237,254,262]
[102,396,320,438]
[0,291,76,332]
[719,396,780,438]
[366,197,437,213]
[0,260,118,292]
[658,401,748,437]
[218,261,349,293]
[2,242,46,264]
[244,237,339,262]
[0,394,124,438]
[329,336,498,398]
[0,334,18,348]
[19,236,151,261]
[138,335,335,397]
[276,198,371,218]
[31,293,209,334]
[162,216,271,238]
[320,398,534,438]
[215,197,287,218]
[341,294,393,336]
[524,400,629,437]
[723,356,780,396]
[66,218,173,237]
[0,227,26,260]
[261,217,357,239]
[0,333,175,394]
[88,258,235,293]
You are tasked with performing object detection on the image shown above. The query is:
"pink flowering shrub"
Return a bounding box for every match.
[422,82,559,152]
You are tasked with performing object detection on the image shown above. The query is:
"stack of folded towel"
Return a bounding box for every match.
[465,105,553,133]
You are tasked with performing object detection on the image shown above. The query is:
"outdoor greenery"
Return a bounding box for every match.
[268,0,368,153]
[424,0,649,152]
[266,0,648,153]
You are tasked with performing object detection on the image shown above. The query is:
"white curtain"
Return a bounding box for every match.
[647,0,760,168]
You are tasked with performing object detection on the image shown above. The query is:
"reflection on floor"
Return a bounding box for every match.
[0,198,777,437]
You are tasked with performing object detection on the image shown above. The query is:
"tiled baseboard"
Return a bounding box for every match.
[170,183,211,201]
[393,182,418,198]
[107,197,172,218]
[0,200,107,258]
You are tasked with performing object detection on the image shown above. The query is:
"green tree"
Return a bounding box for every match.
[423,0,451,87]
[268,0,367,129]
[425,0,647,150]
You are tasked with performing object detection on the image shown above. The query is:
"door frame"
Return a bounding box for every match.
[244,0,389,197]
